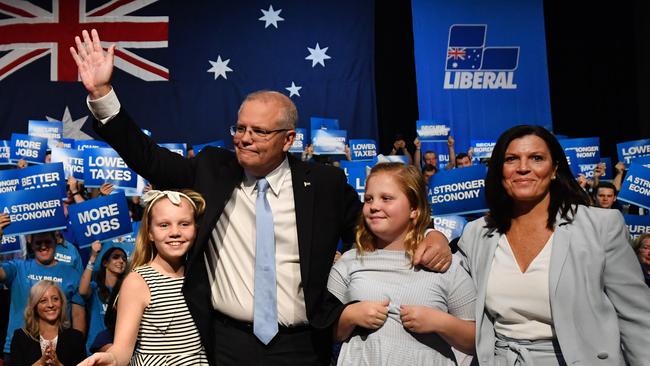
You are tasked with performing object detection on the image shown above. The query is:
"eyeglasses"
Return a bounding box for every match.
[110,253,127,261]
[229,124,290,141]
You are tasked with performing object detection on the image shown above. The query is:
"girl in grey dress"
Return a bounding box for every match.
[327,163,476,366]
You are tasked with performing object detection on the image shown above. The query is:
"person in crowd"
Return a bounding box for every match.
[447,136,472,169]
[0,213,9,239]
[633,233,650,287]
[0,230,85,363]
[9,281,86,366]
[389,134,413,164]
[422,163,437,184]
[78,189,209,365]
[79,241,128,353]
[413,137,438,171]
[328,163,475,365]
[70,29,451,366]
[594,181,618,209]
[88,276,124,353]
[458,124,650,365]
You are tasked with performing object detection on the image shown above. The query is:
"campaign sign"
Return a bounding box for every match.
[340,160,375,201]
[0,186,67,236]
[289,128,306,153]
[428,164,487,215]
[564,149,581,178]
[618,163,650,210]
[122,175,148,197]
[349,139,377,161]
[378,155,410,164]
[49,138,75,149]
[83,148,137,189]
[0,163,66,198]
[28,120,62,140]
[624,214,650,241]
[310,117,339,131]
[470,140,496,160]
[0,140,10,165]
[75,140,110,151]
[0,234,24,255]
[432,215,467,241]
[51,147,84,180]
[159,143,187,157]
[68,191,132,247]
[194,140,224,154]
[617,139,650,167]
[577,159,613,180]
[416,121,450,141]
[420,140,450,167]
[10,133,48,164]
[632,155,650,168]
[559,137,600,166]
[312,129,347,155]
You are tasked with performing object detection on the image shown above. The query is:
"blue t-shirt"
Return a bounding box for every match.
[55,241,83,273]
[86,281,111,353]
[0,259,83,353]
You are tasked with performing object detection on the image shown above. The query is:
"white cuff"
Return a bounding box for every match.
[86,88,121,124]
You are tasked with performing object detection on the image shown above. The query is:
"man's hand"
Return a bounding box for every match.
[0,213,10,238]
[447,135,455,148]
[16,159,27,169]
[412,230,451,272]
[99,182,114,196]
[69,29,115,99]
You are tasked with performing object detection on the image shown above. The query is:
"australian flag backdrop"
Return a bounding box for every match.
[0,0,377,146]
[411,0,551,153]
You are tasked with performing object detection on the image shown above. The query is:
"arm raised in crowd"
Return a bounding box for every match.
[79,241,102,298]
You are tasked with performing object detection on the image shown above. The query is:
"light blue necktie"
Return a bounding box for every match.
[253,178,278,344]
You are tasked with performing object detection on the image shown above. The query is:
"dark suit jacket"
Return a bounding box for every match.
[10,328,86,366]
[94,109,361,364]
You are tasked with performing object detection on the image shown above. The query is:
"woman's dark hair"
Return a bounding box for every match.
[96,247,128,303]
[103,276,125,333]
[485,125,590,233]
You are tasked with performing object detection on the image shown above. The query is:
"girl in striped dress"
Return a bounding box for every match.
[78,189,209,366]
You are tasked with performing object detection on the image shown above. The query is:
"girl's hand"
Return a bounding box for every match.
[400,305,441,333]
[76,352,117,366]
[349,299,389,329]
[91,240,103,256]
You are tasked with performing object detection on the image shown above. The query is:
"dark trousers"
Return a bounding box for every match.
[212,311,331,366]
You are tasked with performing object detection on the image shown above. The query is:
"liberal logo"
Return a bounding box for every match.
[444,24,519,90]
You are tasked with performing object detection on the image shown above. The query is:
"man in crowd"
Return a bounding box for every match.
[594,182,618,209]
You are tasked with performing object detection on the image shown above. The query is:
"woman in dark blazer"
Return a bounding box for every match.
[10,280,86,366]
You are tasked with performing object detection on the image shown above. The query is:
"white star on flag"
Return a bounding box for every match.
[259,5,284,28]
[46,106,91,140]
[207,56,233,80]
[305,43,331,67]
[285,82,302,97]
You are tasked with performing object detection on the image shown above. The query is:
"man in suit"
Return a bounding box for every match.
[71,29,452,365]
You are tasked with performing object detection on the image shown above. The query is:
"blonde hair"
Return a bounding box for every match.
[355,163,431,258]
[130,189,206,269]
[23,281,69,340]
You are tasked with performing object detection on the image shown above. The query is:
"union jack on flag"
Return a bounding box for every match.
[0,0,168,82]
[446,47,466,61]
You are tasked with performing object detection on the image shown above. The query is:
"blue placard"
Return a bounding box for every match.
[340,160,376,201]
[349,139,377,161]
[50,138,75,149]
[577,160,613,180]
[312,129,347,155]
[428,164,487,215]
[432,215,467,241]
[10,133,48,164]
[0,163,66,198]
[0,186,67,236]
[289,128,307,153]
[0,234,25,255]
[564,149,581,178]
[83,148,137,189]
[310,117,339,131]
[617,139,650,167]
[74,140,110,151]
[470,140,496,160]
[51,147,85,180]
[0,140,10,165]
[159,143,187,157]
[67,191,133,247]
[416,121,450,141]
[28,120,63,149]
[379,155,410,164]
[420,140,450,167]
[624,214,650,241]
[632,155,650,168]
[194,140,225,154]
[618,163,650,210]
[559,137,600,166]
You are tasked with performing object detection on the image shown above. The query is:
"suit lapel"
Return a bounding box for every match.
[289,156,314,282]
[549,217,572,296]
[476,232,499,320]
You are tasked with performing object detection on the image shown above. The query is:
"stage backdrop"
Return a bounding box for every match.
[0,0,377,146]
[411,0,551,153]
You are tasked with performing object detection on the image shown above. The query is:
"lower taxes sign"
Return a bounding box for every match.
[68,191,132,246]
[0,186,66,236]
[83,148,137,189]
[349,139,377,161]
[428,165,487,215]
[618,163,650,210]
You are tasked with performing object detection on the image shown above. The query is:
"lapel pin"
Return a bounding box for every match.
[304,181,311,187]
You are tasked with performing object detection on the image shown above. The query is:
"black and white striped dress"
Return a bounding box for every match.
[130,265,208,366]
